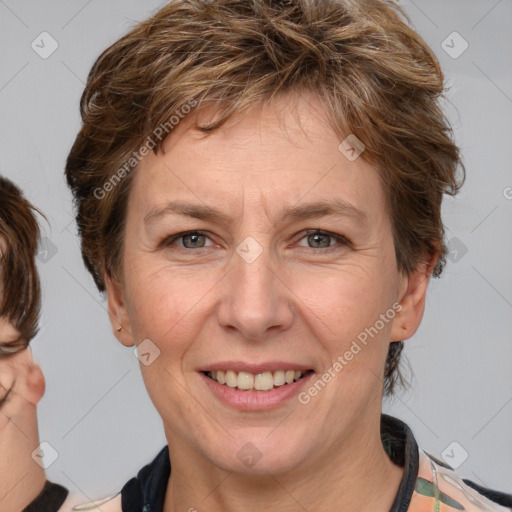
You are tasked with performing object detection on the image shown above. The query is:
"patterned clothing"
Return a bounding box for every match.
[410,449,511,511]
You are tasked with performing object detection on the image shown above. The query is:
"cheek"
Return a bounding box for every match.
[298,264,396,331]
[24,363,45,405]
[290,264,399,377]
[124,259,214,352]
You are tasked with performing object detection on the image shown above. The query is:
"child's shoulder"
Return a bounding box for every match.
[58,492,122,511]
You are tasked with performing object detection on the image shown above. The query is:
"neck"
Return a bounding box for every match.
[163,413,403,512]
[0,405,46,511]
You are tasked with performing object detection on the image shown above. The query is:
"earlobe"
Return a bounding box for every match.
[390,253,437,342]
[105,273,135,347]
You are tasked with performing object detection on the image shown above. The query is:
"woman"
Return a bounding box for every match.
[0,176,73,511]
[65,0,512,510]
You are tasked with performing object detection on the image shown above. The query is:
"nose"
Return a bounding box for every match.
[216,239,294,341]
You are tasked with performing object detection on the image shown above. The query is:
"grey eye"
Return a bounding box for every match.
[181,232,207,248]
[307,232,332,248]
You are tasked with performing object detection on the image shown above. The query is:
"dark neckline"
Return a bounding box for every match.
[382,414,420,512]
[121,414,420,512]
[22,480,69,512]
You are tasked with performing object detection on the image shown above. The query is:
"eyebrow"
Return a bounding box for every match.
[144,198,367,227]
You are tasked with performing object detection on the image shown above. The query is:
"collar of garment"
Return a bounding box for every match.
[119,414,512,512]
[22,480,68,512]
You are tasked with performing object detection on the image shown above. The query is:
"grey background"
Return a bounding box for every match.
[0,0,511,501]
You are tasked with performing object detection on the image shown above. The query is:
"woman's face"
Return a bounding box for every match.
[108,93,429,474]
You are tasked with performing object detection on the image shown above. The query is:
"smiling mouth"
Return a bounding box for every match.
[204,369,314,392]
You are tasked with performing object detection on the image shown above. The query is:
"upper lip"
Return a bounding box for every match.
[199,361,314,373]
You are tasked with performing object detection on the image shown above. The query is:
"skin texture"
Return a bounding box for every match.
[0,326,86,512]
[1,215,80,511]
[107,92,434,512]
[0,338,46,512]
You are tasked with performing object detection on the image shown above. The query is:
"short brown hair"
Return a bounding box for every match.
[0,176,42,355]
[65,0,465,394]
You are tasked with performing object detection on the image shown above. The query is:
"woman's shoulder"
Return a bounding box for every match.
[409,449,512,511]
[58,492,122,511]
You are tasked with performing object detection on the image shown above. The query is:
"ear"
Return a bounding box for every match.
[390,252,437,342]
[105,273,135,347]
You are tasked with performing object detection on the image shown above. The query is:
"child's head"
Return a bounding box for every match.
[0,176,42,356]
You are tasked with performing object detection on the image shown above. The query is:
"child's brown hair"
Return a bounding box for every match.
[0,176,42,356]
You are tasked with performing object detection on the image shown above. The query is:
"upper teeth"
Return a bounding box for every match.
[207,370,305,391]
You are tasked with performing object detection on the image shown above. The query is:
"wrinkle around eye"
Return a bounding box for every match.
[158,229,353,251]
[294,230,351,251]
[164,231,216,250]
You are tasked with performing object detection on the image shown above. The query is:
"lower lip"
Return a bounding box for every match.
[200,372,314,411]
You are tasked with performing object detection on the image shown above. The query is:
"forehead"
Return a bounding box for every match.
[131,92,387,225]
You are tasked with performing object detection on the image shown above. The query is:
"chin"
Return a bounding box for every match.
[202,430,313,476]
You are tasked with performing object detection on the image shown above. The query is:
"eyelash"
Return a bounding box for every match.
[162,229,351,253]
